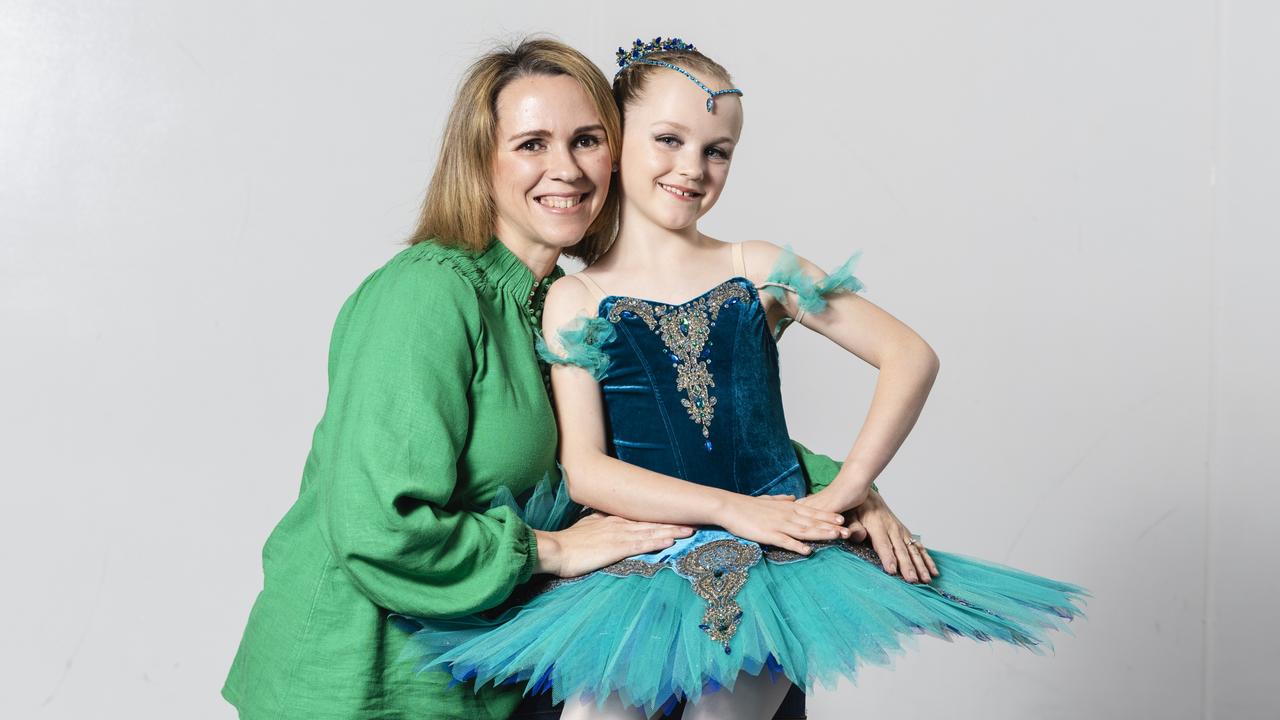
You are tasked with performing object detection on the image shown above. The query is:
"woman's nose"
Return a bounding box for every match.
[547,145,585,183]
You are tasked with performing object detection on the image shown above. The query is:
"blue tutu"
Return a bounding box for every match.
[399,491,1085,715]
[400,255,1087,714]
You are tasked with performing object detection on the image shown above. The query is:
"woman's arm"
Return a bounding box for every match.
[319,258,685,617]
[793,441,939,582]
[542,277,849,555]
[743,241,941,512]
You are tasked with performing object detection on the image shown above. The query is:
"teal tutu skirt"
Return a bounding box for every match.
[397,481,1087,715]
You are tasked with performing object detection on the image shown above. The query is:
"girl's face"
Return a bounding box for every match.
[491,74,613,252]
[618,70,743,232]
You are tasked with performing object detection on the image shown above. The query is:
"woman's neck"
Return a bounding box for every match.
[497,234,560,281]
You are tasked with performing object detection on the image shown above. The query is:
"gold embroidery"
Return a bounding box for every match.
[763,539,884,566]
[676,539,762,652]
[605,281,752,443]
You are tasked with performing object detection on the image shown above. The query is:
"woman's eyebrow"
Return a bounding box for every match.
[507,124,605,143]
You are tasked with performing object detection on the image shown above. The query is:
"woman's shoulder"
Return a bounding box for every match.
[341,240,485,325]
[379,240,487,290]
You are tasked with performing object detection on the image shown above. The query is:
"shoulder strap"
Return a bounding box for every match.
[731,242,746,277]
[573,273,608,303]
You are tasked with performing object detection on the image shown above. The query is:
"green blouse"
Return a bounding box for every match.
[222,238,845,720]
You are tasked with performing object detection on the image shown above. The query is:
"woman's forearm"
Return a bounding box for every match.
[561,451,734,526]
[832,336,940,502]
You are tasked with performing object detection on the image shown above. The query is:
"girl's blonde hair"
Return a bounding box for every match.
[410,38,621,262]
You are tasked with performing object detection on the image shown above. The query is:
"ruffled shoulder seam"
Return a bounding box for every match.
[390,240,488,292]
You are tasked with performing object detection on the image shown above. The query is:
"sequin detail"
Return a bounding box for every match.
[605,281,752,442]
[601,558,666,579]
[676,539,762,652]
[763,539,884,567]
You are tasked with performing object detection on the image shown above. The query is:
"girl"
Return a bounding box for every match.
[405,38,1085,719]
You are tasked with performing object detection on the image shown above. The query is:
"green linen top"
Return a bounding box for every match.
[222,238,847,720]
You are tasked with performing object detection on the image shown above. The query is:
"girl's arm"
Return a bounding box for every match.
[541,277,849,556]
[741,241,941,512]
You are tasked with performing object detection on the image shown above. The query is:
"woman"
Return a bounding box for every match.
[222,38,930,720]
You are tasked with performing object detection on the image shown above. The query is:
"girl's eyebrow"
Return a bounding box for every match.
[507,124,605,143]
[650,121,734,146]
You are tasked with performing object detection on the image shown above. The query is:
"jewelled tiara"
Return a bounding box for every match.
[614,37,742,113]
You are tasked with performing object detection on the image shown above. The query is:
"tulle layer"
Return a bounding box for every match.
[400,541,1086,715]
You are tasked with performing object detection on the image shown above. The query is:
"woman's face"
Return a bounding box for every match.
[618,70,743,232]
[490,74,613,252]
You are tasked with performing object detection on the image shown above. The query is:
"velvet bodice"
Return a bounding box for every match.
[594,277,807,499]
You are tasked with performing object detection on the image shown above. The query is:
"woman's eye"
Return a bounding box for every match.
[575,134,602,148]
[519,139,546,151]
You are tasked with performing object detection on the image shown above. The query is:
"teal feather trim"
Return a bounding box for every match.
[762,245,865,315]
[535,315,616,381]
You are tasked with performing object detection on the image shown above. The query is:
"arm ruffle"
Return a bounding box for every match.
[761,245,865,316]
[535,315,616,381]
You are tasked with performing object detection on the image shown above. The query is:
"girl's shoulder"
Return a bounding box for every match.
[735,240,790,282]
[545,272,605,321]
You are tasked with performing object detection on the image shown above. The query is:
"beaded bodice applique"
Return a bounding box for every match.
[605,280,752,449]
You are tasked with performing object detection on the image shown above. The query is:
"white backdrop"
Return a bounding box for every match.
[2,1,1276,718]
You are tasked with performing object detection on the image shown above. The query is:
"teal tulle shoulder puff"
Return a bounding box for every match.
[488,469,583,532]
[535,315,617,381]
[760,246,865,336]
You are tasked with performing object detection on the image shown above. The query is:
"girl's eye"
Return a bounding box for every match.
[705,146,730,160]
[575,134,602,148]
[655,135,681,147]
[518,139,546,151]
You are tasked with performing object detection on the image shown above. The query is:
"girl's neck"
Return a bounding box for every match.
[604,209,707,273]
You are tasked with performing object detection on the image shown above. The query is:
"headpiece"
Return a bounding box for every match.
[614,37,743,113]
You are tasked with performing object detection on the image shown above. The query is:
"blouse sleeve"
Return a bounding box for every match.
[791,440,878,495]
[318,259,537,620]
[535,314,617,381]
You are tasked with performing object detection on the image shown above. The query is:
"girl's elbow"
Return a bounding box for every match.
[919,341,940,378]
[559,456,595,504]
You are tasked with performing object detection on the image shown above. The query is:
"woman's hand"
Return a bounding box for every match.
[717,494,851,556]
[846,490,939,584]
[534,514,695,578]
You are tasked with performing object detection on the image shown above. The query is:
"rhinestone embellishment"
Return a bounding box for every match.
[676,539,761,653]
[605,281,751,446]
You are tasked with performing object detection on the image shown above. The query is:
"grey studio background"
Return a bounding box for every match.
[2,1,1277,718]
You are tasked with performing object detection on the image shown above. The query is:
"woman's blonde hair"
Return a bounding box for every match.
[410,38,621,263]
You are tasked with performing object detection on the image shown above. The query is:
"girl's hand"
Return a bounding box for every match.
[849,490,939,584]
[718,494,851,556]
[534,513,695,578]
[793,474,875,512]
